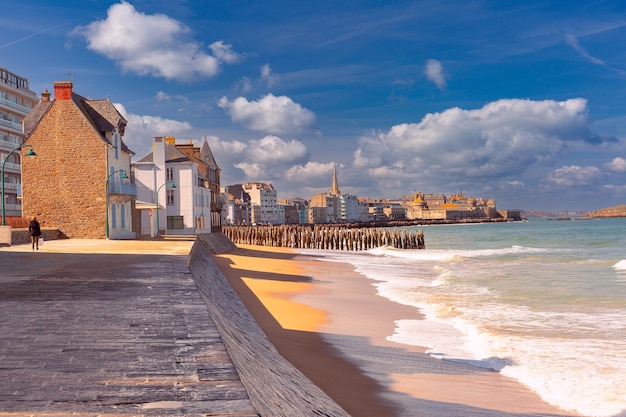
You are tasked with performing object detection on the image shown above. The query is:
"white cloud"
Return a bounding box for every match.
[114,103,192,158]
[218,94,315,134]
[74,2,242,80]
[605,157,626,172]
[248,135,308,164]
[261,64,278,87]
[209,40,245,64]
[155,91,170,102]
[352,98,607,194]
[546,165,604,187]
[424,59,447,89]
[285,161,335,181]
[205,134,310,184]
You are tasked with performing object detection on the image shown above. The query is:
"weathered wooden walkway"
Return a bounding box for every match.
[223,224,425,250]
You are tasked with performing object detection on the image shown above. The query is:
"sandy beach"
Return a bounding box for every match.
[214,244,582,417]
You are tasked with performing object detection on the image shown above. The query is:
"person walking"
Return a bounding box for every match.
[28,216,41,251]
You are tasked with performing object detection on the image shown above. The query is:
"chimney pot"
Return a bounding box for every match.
[40,89,51,102]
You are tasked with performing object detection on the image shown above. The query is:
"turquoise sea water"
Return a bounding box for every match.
[307,218,626,417]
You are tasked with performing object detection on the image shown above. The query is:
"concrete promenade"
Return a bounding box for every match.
[0,239,258,416]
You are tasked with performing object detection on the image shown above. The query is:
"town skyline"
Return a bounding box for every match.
[3,1,626,211]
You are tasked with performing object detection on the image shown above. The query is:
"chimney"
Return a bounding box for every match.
[53,81,73,101]
[40,89,51,102]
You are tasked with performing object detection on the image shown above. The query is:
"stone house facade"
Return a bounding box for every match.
[21,81,136,239]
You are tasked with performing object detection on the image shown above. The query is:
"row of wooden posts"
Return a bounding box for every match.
[222,225,425,250]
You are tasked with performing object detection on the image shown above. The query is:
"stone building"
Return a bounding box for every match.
[21,81,136,239]
[0,67,37,217]
[309,165,359,223]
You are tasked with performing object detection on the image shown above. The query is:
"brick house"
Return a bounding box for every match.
[21,81,136,239]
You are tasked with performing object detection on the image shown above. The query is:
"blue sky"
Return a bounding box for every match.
[2,0,626,211]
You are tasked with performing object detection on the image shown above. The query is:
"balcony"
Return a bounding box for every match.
[0,118,21,131]
[108,180,137,196]
[0,96,31,114]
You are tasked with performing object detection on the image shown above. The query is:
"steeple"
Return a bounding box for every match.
[330,164,340,196]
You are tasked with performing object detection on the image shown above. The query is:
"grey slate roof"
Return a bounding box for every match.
[23,91,133,155]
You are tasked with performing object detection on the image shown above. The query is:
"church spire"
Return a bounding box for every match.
[330,164,340,196]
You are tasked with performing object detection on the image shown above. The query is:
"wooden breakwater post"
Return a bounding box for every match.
[222,224,425,250]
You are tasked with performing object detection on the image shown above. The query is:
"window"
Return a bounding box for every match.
[166,189,175,205]
[166,167,174,181]
[167,216,184,229]
[111,204,117,229]
[121,204,126,229]
[114,131,119,159]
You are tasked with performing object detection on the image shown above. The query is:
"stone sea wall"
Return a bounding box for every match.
[187,233,349,417]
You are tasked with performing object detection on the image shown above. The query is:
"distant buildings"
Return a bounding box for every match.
[0,67,37,217]
[308,166,360,223]
[221,166,520,225]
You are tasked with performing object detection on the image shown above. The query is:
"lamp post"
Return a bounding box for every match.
[105,169,129,239]
[155,182,175,237]
[2,143,36,226]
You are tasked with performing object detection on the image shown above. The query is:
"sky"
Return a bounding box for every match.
[2,0,626,211]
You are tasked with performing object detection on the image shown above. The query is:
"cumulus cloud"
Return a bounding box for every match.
[114,103,192,158]
[546,165,604,187]
[218,94,315,134]
[353,98,608,194]
[285,161,336,181]
[424,59,447,89]
[74,2,243,80]
[205,134,310,182]
[605,157,626,172]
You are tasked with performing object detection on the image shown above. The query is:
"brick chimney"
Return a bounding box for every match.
[54,81,73,101]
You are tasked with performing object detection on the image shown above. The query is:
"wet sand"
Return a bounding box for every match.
[214,244,581,417]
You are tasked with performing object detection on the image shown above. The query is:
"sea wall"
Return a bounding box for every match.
[187,233,349,417]
[0,227,62,246]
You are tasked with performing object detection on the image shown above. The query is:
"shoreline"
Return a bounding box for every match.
[214,244,582,417]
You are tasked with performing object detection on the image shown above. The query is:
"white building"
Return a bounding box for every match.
[133,137,211,236]
[244,182,282,224]
[0,67,37,217]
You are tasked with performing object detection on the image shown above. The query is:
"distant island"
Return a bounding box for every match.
[585,205,626,218]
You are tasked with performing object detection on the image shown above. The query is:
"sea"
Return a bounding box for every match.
[304,217,626,417]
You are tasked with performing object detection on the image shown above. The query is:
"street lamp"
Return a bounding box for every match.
[2,143,36,226]
[155,182,175,237]
[105,169,129,239]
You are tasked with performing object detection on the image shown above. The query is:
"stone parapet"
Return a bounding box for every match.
[188,233,350,417]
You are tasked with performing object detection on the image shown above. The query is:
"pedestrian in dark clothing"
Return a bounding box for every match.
[29,216,41,251]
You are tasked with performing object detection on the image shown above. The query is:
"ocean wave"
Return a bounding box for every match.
[368,245,548,261]
[612,259,626,270]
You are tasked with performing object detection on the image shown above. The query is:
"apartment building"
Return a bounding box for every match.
[0,67,37,217]
[244,182,282,225]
